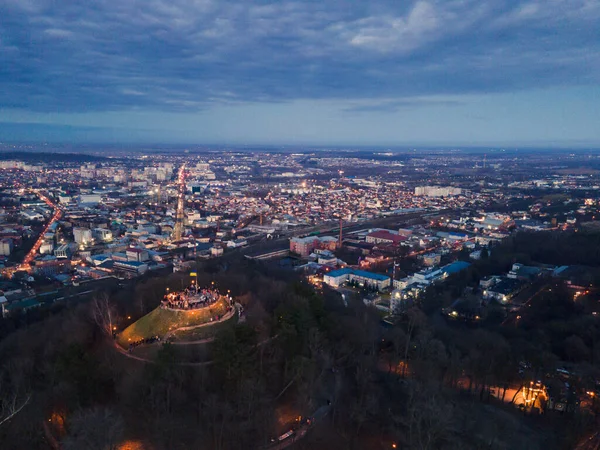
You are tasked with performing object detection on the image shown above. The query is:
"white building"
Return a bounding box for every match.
[414,186,462,197]
[20,210,45,221]
[55,243,76,259]
[473,213,511,230]
[411,267,444,285]
[421,253,441,266]
[73,228,93,245]
[469,250,482,260]
[0,239,13,256]
[40,241,54,255]
[126,248,149,262]
[323,268,391,291]
[393,277,411,290]
[211,246,224,257]
[317,255,338,265]
[226,239,248,248]
[390,289,408,313]
[79,194,102,206]
[0,161,23,169]
[93,228,113,242]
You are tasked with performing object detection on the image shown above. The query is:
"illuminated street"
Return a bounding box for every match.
[19,190,63,271]
[0,1,599,449]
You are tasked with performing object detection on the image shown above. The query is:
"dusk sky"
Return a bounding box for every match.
[1,0,599,146]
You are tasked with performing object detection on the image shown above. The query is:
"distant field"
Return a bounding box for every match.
[117,297,229,346]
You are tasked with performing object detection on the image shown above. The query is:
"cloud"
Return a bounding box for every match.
[43,28,74,38]
[340,1,464,54]
[343,96,465,113]
[0,0,599,113]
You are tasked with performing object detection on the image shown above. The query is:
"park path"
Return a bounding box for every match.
[113,304,253,366]
[113,329,278,367]
[112,340,215,366]
[164,303,238,340]
[169,337,214,346]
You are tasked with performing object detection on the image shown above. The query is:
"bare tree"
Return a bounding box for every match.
[91,292,115,336]
[0,361,32,427]
[402,308,427,378]
[0,386,31,427]
[401,381,454,450]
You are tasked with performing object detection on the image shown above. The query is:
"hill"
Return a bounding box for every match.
[117,297,229,347]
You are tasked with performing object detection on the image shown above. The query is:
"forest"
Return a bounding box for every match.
[1,232,600,449]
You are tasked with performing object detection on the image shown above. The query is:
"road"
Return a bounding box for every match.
[0,189,63,275]
[163,304,238,340]
[20,190,63,270]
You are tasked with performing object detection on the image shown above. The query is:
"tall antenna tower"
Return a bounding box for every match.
[174,199,184,241]
[173,164,186,241]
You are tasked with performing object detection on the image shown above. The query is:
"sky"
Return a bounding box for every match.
[1,0,599,146]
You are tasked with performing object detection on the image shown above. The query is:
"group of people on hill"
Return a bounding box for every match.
[161,286,221,310]
[127,335,162,352]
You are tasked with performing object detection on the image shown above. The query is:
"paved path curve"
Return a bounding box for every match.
[169,337,215,346]
[113,340,215,366]
[164,304,238,340]
[113,304,246,366]
[113,327,279,367]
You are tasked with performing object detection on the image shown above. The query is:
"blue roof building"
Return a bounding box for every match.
[441,261,471,276]
[350,269,390,282]
[324,268,391,291]
[326,268,354,278]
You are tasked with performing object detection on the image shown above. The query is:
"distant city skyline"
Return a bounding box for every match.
[1,0,600,146]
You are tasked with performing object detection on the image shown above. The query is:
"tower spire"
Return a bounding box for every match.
[173,164,186,241]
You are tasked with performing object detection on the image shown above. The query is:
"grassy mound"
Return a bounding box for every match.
[118,297,229,346]
[169,312,238,341]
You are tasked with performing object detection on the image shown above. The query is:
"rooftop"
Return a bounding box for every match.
[327,267,389,281]
[441,261,471,275]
